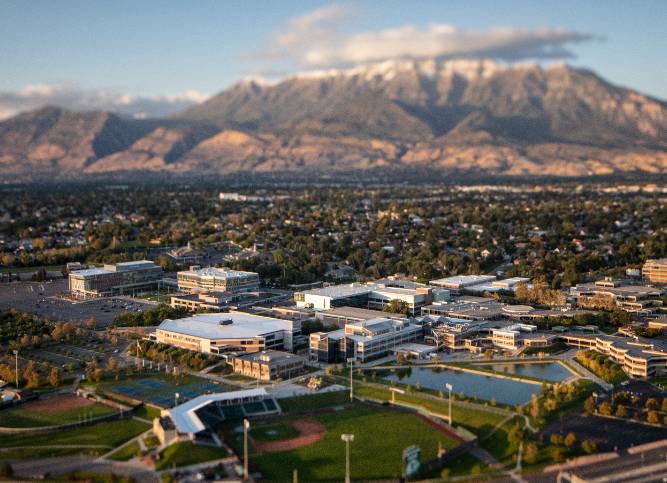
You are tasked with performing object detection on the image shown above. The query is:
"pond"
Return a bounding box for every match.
[482,362,574,382]
[382,366,541,405]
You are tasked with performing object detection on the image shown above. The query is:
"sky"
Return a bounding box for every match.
[0,0,665,119]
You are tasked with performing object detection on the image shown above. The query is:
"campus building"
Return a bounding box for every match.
[176,266,260,294]
[429,275,531,294]
[558,332,667,378]
[295,279,449,315]
[170,290,288,312]
[155,388,281,445]
[166,244,206,265]
[643,259,667,284]
[309,317,423,363]
[571,278,663,314]
[154,312,301,354]
[490,323,539,350]
[68,260,162,299]
[229,350,306,381]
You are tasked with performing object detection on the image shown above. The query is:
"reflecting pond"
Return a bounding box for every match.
[383,366,541,405]
[483,362,573,382]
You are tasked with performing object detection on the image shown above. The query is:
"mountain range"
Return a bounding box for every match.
[1,59,666,181]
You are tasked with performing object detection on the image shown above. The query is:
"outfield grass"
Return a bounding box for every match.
[226,405,460,481]
[107,441,141,461]
[0,418,150,459]
[0,402,115,428]
[353,385,507,435]
[278,391,350,413]
[251,422,300,441]
[156,442,229,470]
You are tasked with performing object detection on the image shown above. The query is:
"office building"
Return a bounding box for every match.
[177,266,260,294]
[154,312,301,354]
[643,259,667,284]
[310,317,423,363]
[230,350,306,381]
[68,260,162,299]
[571,278,663,314]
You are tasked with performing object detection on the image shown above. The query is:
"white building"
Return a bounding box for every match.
[69,260,162,299]
[177,266,260,294]
[154,312,300,354]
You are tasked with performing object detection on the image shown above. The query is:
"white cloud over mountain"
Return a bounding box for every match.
[255,4,595,68]
[0,84,209,120]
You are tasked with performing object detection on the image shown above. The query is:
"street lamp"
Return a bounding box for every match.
[445,383,453,425]
[243,418,251,480]
[174,392,179,407]
[12,350,18,389]
[341,433,354,483]
[347,357,354,402]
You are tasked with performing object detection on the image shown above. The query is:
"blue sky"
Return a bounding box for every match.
[0,0,665,118]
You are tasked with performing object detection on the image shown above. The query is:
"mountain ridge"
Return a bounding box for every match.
[1,59,666,181]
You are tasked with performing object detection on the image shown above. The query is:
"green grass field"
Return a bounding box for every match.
[0,418,150,459]
[278,391,350,413]
[156,442,230,470]
[225,404,460,481]
[107,441,141,461]
[0,402,115,428]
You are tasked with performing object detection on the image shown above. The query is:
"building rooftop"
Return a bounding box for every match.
[179,267,258,280]
[429,275,496,288]
[301,283,374,299]
[168,388,268,434]
[158,312,296,340]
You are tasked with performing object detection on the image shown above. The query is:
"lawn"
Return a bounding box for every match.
[133,404,162,420]
[0,417,150,459]
[0,402,115,428]
[108,441,141,461]
[353,384,507,435]
[156,442,230,470]
[225,405,461,481]
[278,391,350,413]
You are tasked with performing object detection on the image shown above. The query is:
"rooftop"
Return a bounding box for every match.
[429,275,496,288]
[158,312,296,340]
[179,267,258,280]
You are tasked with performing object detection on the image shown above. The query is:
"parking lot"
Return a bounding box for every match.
[0,280,156,326]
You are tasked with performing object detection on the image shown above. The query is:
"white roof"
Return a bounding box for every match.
[158,312,294,340]
[169,388,267,434]
[179,267,257,280]
[302,284,373,299]
[429,275,496,288]
[71,267,110,277]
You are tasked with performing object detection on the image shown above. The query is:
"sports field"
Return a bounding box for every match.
[0,417,150,460]
[225,404,461,481]
[98,374,231,408]
[0,395,116,428]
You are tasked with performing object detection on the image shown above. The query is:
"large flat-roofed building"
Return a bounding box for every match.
[177,266,259,294]
[230,350,306,381]
[154,312,300,354]
[429,275,496,291]
[315,306,398,328]
[571,278,663,314]
[310,317,423,363]
[295,279,449,315]
[170,290,289,312]
[491,323,538,350]
[643,259,667,284]
[68,260,162,299]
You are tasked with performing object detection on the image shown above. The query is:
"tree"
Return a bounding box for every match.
[524,442,540,465]
[598,401,612,416]
[386,299,410,316]
[550,446,565,463]
[615,404,628,418]
[483,349,494,361]
[550,433,564,446]
[648,410,660,425]
[49,367,62,387]
[507,423,526,447]
[564,432,577,448]
[646,398,659,410]
[584,396,596,415]
[581,439,598,454]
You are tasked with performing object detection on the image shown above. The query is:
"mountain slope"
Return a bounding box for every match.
[1,59,667,180]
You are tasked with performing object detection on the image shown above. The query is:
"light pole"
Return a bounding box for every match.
[174,392,179,408]
[12,350,18,389]
[341,433,354,483]
[243,418,250,480]
[347,357,354,402]
[389,387,405,404]
[445,383,453,425]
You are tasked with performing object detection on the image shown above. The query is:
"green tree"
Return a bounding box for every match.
[49,367,62,387]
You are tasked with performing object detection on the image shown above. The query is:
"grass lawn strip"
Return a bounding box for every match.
[156,442,229,470]
[0,401,115,428]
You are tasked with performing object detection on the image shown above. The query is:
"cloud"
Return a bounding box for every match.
[0,84,209,121]
[254,4,595,68]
